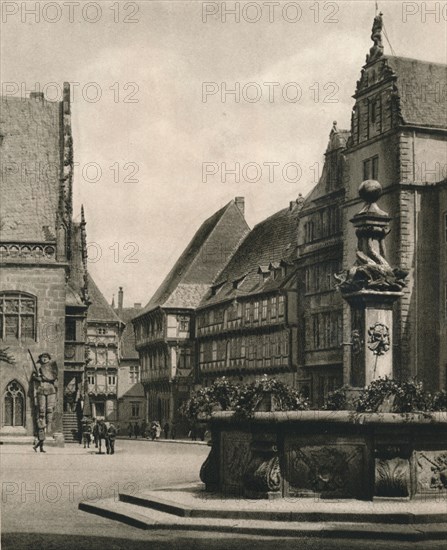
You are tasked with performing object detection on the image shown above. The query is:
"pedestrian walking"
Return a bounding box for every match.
[82,418,92,448]
[141,419,147,439]
[106,423,117,455]
[163,421,169,439]
[33,418,46,453]
[92,418,99,448]
[134,422,140,439]
[127,422,133,439]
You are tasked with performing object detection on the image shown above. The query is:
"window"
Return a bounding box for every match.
[304,220,315,243]
[3,381,25,427]
[199,343,204,364]
[253,301,259,321]
[179,316,189,332]
[87,373,95,385]
[244,302,251,322]
[65,318,76,341]
[261,299,268,320]
[271,296,277,319]
[107,374,116,386]
[131,402,140,418]
[278,296,285,318]
[212,341,217,362]
[363,155,379,180]
[97,327,106,335]
[179,348,191,369]
[0,292,36,340]
[309,311,343,350]
[370,99,378,123]
[129,366,139,383]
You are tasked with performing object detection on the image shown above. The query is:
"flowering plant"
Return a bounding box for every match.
[180,375,309,421]
[179,377,239,420]
[325,377,447,414]
[234,374,309,418]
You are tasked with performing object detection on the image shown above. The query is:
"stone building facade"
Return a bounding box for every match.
[294,18,447,400]
[0,85,90,443]
[340,47,447,392]
[133,198,249,435]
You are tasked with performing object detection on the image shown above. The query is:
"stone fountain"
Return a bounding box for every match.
[199,182,447,502]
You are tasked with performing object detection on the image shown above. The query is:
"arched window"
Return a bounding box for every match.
[0,292,37,340]
[4,381,25,427]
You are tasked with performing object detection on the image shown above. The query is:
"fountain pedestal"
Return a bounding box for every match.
[344,290,402,387]
[337,180,407,387]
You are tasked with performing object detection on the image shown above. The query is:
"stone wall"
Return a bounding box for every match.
[201,411,447,501]
[0,264,66,436]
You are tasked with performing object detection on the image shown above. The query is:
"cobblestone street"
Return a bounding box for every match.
[1,440,445,550]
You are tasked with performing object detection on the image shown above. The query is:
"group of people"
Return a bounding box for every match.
[81,417,117,455]
[127,420,173,440]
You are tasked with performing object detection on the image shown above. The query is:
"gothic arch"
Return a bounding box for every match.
[3,380,25,427]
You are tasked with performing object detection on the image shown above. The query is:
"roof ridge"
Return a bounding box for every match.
[87,274,123,324]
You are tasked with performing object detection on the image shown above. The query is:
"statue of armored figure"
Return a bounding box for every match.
[31,352,58,430]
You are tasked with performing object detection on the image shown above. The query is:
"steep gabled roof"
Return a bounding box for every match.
[135,199,249,318]
[386,56,447,130]
[0,96,61,242]
[87,274,123,324]
[199,203,300,307]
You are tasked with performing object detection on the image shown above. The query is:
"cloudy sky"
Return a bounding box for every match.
[2,0,445,306]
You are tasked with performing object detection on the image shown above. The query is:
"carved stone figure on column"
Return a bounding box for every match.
[366,12,384,63]
[31,352,58,430]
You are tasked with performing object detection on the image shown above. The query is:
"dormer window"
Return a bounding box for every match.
[257,266,270,283]
[232,274,247,289]
[211,280,226,296]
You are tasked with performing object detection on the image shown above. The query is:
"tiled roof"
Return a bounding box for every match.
[163,283,211,309]
[136,200,249,317]
[120,383,145,398]
[115,307,140,359]
[200,203,301,307]
[386,56,446,129]
[87,274,123,324]
[0,96,61,241]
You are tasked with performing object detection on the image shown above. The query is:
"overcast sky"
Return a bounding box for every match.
[2,1,445,307]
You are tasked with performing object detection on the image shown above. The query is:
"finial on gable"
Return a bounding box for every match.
[366,11,384,64]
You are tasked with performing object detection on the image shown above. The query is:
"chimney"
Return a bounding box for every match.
[235,197,245,217]
[30,91,44,101]
[63,82,70,115]
[134,302,142,309]
[118,287,124,312]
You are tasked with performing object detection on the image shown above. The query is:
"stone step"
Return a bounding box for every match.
[79,498,447,541]
[118,491,447,524]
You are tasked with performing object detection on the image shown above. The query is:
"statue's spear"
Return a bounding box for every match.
[27,349,39,375]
